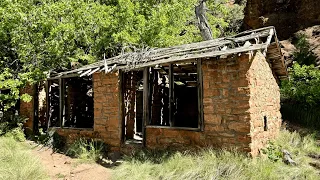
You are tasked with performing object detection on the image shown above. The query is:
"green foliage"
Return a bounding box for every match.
[124,149,176,164]
[281,63,320,106]
[293,34,317,66]
[66,138,105,162]
[4,127,26,142]
[0,113,27,141]
[113,130,320,180]
[261,142,283,162]
[0,0,245,110]
[0,137,48,180]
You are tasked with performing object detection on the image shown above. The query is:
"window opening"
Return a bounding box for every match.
[48,76,93,128]
[148,61,201,128]
[264,116,268,131]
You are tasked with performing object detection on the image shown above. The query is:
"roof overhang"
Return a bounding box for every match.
[49,26,287,80]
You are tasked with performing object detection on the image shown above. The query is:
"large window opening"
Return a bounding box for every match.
[47,76,93,129]
[148,60,202,129]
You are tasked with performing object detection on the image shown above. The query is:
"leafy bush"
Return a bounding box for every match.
[261,142,283,162]
[4,127,26,142]
[0,113,27,141]
[66,138,105,162]
[281,63,320,106]
[292,34,317,66]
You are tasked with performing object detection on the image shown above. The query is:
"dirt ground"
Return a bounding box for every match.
[28,142,111,180]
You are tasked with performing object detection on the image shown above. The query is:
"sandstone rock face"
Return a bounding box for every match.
[279,25,320,66]
[244,0,320,39]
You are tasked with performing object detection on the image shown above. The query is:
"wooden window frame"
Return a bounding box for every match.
[143,59,204,131]
[46,77,94,130]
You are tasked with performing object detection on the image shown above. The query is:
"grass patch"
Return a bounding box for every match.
[66,138,105,163]
[0,137,48,180]
[112,130,320,180]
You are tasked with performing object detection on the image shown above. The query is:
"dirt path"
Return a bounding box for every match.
[28,141,111,180]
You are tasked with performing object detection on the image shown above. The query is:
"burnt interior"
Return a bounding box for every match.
[123,71,144,142]
[48,80,59,127]
[48,77,93,128]
[149,62,199,128]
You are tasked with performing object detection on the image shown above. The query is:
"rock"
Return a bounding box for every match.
[107,151,121,163]
[282,149,297,166]
[244,0,320,39]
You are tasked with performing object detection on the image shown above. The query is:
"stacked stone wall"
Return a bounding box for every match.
[93,72,121,151]
[146,54,254,153]
[248,52,282,156]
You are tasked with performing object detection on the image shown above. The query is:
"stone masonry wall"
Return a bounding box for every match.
[248,52,282,156]
[54,128,97,145]
[20,84,36,130]
[146,53,255,153]
[93,72,121,151]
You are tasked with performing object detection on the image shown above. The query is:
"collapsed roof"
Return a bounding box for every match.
[49,26,287,80]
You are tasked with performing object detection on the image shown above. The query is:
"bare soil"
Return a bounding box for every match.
[28,141,111,180]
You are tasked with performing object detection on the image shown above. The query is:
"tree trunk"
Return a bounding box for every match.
[195,0,213,41]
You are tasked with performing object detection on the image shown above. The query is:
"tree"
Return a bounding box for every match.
[0,0,245,110]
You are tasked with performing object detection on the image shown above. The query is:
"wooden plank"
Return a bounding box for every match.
[197,59,204,131]
[168,64,174,127]
[131,44,266,69]
[142,67,149,147]
[118,70,125,144]
[80,69,92,77]
[87,67,100,76]
[263,29,274,56]
[45,80,51,130]
[49,27,273,78]
[48,73,79,80]
[59,78,65,128]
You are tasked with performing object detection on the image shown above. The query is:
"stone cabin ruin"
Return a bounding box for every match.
[20,27,287,156]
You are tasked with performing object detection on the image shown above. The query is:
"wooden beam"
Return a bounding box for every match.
[80,69,92,77]
[263,28,274,56]
[87,67,100,76]
[118,70,125,144]
[48,73,79,80]
[45,80,51,130]
[142,67,149,147]
[169,64,174,127]
[197,59,204,131]
[130,44,266,69]
[58,78,65,128]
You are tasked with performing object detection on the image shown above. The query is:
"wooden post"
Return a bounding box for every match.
[46,80,51,130]
[169,64,174,127]
[142,67,149,146]
[59,78,65,128]
[119,70,125,143]
[197,59,204,131]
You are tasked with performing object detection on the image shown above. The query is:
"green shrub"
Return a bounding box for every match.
[4,127,26,142]
[261,142,283,162]
[66,138,105,162]
[293,34,317,66]
[0,113,27,141]
[281,63,320,106]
